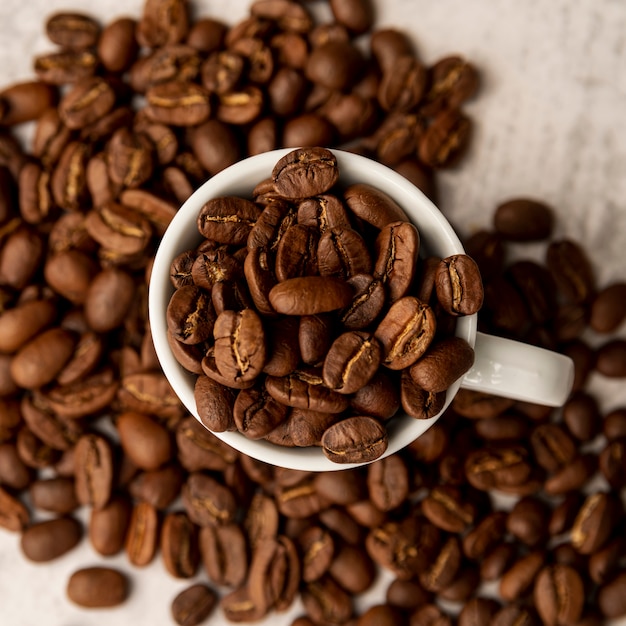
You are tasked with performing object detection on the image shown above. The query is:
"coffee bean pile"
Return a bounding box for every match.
[166,146,480,464]
[0,0,625,625]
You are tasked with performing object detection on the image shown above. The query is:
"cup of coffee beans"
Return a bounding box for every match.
[149,147,575,470]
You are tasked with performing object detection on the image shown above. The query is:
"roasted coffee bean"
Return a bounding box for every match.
[435,254,483,316]
[598,571,626,619]
[533,564,585,626]
[29,477,78,514]
[546,239,595,304]
[269,276,353,315]
[422,55,479,115]
[419,108,471,168]
[589,282,626,333]
[421,485,476,533]
[375,296,437,370]
[213,309,267,384]
[595,339,626,377]
[116,411,172,471]
[458,597,501,626]
[301,575,354,625]
[198,196,261,245]
[167,284,216,345]
[194,375,236,432]
[65,567,128,609]
[199,523,248,588]
[322,416,388,463]
[182,472,236,527]
[493,198,554,241]
[367,454,409,512]
[298,525,335,583]
[570,492,618,554]
[74,434,113,510]
[0,81,58,126]
[499,550,545,602]
[506,496,550,547]
[409,336,474,393]
[400,369,446,419]
[465,446,532,491]
[98,17,139,73]
[234,383,289,439]
[171,583,217,626]
[0,443,32,490]
[322,331,381,394]
[351,370,400,420]
[89,495,132,556]
[378,55,427,113]
[46,12,100,50]
[161,511,199,579]
[273,149,338,200]
[20,516,82,562]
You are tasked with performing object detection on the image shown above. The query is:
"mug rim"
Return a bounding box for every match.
[148,148,477,471]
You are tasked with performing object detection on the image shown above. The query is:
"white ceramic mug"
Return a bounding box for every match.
[149,148,574,471]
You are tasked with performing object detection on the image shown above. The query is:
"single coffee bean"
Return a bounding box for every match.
[570,492,618,554]
[182,472,236,527]
[375,296,437,370]
[499,550,545,602]
[322,331,382,394]
[533,564,585,626]
[322,415,388,464]
[546,239,595,304]
[272,147,339,199]
[199,523,248,588]
[506,496,550,547]
[589,282,626,333]
[197,196,261,245]
[419,108,471,168]
[493,198,554,241]
[171,583,217,626]
[213,308,267,384]
[422,55,479,116]
[89,495,132,557]
[435,254,483,316]
[344,182,409,230]
[97,17,139,73]
[457,597,501,626]
[409,336,475,393]
[0,81,58,126]
[45,12,100,50]
[595,339,626,377]
[29,477,78,514]
[269,276,353,315]
[20,516,82,562]
[234,383,289,439]
[367,454,409,512]
[378,55,427,113]
[421,485,476,533]
[67,567,128,608]
[301,575,354,626]
[74,433,113,510]
[161,511,199,579]
[116,411,172,471]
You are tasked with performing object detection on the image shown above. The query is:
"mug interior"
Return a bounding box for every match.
[149,148,477,471]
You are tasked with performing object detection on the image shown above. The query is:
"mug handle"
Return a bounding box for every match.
[461,332,575,407]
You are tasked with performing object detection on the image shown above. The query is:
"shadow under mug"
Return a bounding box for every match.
[149,148,575,472]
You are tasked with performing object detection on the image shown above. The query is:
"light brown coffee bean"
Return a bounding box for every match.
[20,517,82,562]
[67,567,128,608]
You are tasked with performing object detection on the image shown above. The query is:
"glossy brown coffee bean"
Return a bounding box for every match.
[89,495,132,556]
[533,564,585,626]
[182,472,236,527]
[74,434,113,510]
[161,511,199,579]
[145,80,210,127]
[10,328,77,389]
[400,369,446,420]
[234,383,289,439]
[322,415,387,464]
[171,583,217,626]
[375,296,436,370]
[322,331,382,394]
[301,575,354,626]
[0,81,58,126]
[125,501,159,567]
[67,567,128,608]
[98,17,139,73]
[46,12,100,50]
[493,198,554,241]
[116,411,172,471]
[546,239,595,304]
[419,109,471,168]
[378,55,427,113]
[367,454,409,512]
[167,285,216,345]
[589,282,626,333]
[499,550,545,602]
[199,523,248,588]
[213,308,266,384]
[435,254,483,316]
[197,196,261,245]
[409,336,475,393]
[272,147,339,199]
[595,339,626,377]
[0,298,57,353]
[29,477,78,514]
[269,276,353,315]
[422,55,480,116]
[194,375,236,432]
[421,485,476,533]
[20,516,82,562]
[84,268,136,333]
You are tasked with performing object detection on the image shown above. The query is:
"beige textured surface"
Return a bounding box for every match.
[1,0,625,624]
